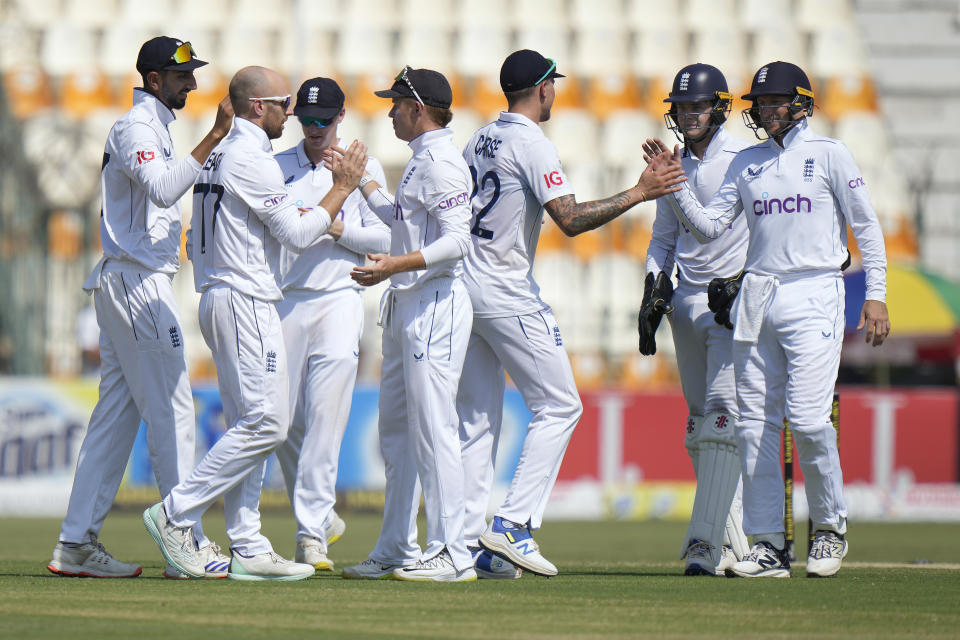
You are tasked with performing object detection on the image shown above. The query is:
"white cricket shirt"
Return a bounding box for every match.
[364,128,472,291]
[269,140,390,294]
[95,89,201,275]
[646,128,750,286]
[459,111,576,317]
[190,117,332,301]
[669,119,887,301]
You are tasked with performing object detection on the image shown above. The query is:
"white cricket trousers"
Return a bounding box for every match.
[457,309,583,546]
[669,282,738,417]
[164,284,290,555]
[60,259,206,547]
[733,273,847,535]
[369,277,473,572]
[275,288,362,548]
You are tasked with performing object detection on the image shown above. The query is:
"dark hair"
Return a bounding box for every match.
[504,85,537,109]
[424,104,453,128]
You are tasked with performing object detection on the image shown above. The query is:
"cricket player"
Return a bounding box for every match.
[270,77,390,572]
[456,50,687,578]
[648,61,889,578]
[48,36,232,579]
[336,67,476,582]
[640,63,751,576]
[143,66,368,581]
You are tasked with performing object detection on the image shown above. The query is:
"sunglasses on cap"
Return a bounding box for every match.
[298,115,334,128]
[395,66,424,105]
[249,94,292,110]
[170,41,198,65]
[534,59,557,86]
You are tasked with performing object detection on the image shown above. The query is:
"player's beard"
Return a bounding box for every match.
[161,86,188,110]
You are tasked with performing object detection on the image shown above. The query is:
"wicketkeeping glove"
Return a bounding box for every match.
[707,270,745,330]
[638,271,675,355]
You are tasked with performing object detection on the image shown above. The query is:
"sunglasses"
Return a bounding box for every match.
[395,66,424,105]
[249,94,292,110]
[170,41,198,65]
[533,59,557,86]
[299,115,334,128]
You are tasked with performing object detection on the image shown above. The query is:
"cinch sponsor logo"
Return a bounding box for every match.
[848,177,865,189]
[474,135,501,159]
[544,170,564,188]
[438,192,469,210]
[136,150,155,164]
[753,192,812,215]
[264,194,288,208]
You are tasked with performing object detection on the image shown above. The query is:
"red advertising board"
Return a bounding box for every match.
[558,388,959,484]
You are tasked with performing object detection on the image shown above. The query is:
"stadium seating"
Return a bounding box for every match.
[0,0,927,385]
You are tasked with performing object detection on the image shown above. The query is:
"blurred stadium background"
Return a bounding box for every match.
[1,0,958,522]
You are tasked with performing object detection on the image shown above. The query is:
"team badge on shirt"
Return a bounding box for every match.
[802,158,815,182]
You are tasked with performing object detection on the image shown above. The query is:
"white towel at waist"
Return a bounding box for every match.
[733,273,777,344]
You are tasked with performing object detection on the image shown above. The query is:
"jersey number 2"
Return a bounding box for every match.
[469,166,500,240]
[193,183,225,254]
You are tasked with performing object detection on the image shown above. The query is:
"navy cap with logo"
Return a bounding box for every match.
[499,49,565,93]
[136,36,207,75]
[375,67,452,109]
[293,77,345,119]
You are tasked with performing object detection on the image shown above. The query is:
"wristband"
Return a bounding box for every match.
[358,175,373,190]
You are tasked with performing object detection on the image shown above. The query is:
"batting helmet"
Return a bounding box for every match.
[741,61,814,139]
[663,63,733,144]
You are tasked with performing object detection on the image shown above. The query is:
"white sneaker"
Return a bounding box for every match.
[229,551,315,581]
[806,530,848,578]
[393,550,477,583]
[47,540,141,578]
[163,542,231,579]
[296,537,334,571]
[325,513,346,547]
[341,557,401,580]
[683,539,718,576]
[727,541,792,578]
[716,546,737,575]
[479,516,557,577]
[471,547,521,579]
[142,502,204,578]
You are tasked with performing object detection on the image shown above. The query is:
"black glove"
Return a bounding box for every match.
[707,270,745,330]
[638,271,675,355]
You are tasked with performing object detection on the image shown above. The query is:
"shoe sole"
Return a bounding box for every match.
[684,564,720,577]
[478,537,557,577]
[476,568,522,580]
[725,567,792,578]
[142,506,205,579]
[47,564,142,578]
[341,571,395,580]
[228,572,314,581]
[392,572,478,583]
[163,571,229,580]
[313,561,334,571]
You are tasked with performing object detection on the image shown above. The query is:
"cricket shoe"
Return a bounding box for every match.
[471,547,522,580]
[716,545,737,575]
[229,551,315,581]
[806,530,848,578]
[163,542,231,579]
[325,513,346,546]
[726,541,792,578]
[47,540,142,578]
[142,502,204,578]
[296,537,334,571]
[479,516,557,577]
[393,549,477,582]
[683,539,720,576]
[341,558,401,579]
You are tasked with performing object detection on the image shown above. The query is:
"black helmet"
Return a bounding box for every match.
[663,63,732,144]
[741,61,814,140]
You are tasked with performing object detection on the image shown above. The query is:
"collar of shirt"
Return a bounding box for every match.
[771,117,811,150]
[497,111,538,128]
[132,88,176,128]
[295,138,342,169]
[408,127,453,154]
[232,116,273,153]
[684,127,730,162]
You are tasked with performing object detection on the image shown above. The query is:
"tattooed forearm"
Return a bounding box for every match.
[544,192,637,237]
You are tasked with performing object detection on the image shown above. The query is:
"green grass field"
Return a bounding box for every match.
[2,512,959,639]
